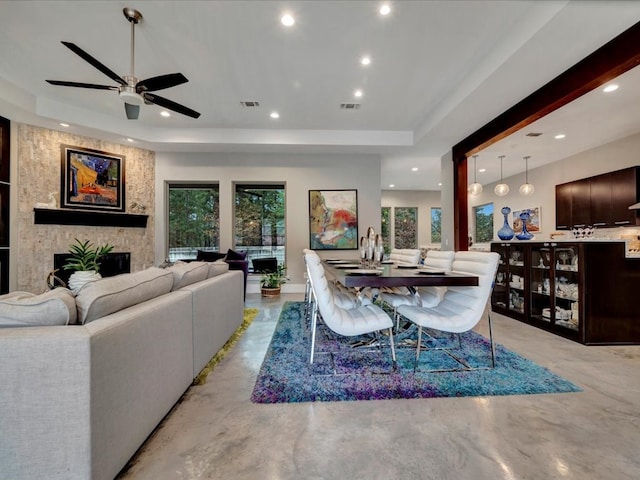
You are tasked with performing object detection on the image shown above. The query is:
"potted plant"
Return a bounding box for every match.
[260,264,287,297]
[63,238,114,293]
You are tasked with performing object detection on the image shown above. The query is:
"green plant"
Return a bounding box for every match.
[260,264,287,289]
[62,239,114,273]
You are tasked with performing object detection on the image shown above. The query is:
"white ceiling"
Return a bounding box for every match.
[1,1,640,190]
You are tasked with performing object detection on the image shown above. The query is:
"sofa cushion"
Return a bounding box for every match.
[75,267,174,324]
[0,288,77,327]
[167,261,210,290]
[206,260,229,278]
[225,248,247,260]
[196,249,226,262]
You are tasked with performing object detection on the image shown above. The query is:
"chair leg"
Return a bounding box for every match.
[488,311,496,368]
[415,326,423,361]
[388,327,397,364]
[309,302,318,364]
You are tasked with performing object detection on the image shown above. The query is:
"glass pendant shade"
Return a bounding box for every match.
[519,183,535,196]
[468,182,483,195]
[519,155,534,196]
[468,155,482,195]
[494,155,509,196]
[494,182,510,196]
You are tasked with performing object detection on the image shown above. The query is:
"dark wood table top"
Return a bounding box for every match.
[323,261,479,289]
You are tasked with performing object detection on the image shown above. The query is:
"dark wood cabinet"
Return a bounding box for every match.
[555,166,639,230]
[491,241,640,345]
[0,116,8,294]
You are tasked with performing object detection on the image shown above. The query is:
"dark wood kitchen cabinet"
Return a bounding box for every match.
[491,241,640,345]
[555,166,639,229]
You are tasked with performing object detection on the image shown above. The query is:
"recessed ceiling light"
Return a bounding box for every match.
[411,167,418,171]
[479,168,486,173]
[603,84,618,93]
[354,89,363,98]
[126,138,134,142]
[379,4,391,15]
[160,111,170,117]
[389,184,395,188]
[438,183,442,186]
[281,13,295,27]
[361,56,371,66]
[59,122,69,127]
[270,111,280,119]
[555,133,566,139]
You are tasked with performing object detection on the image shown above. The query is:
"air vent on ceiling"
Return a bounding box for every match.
[240,101,260,107]
[340,103,361,110]
[526,132,543,137]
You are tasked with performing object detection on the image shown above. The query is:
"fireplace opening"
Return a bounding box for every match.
[52,252,131,288]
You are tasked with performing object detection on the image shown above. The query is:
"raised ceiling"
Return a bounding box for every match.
[1,1,639,189]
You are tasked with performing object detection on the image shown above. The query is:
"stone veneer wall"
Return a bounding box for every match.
[16,124,155,293]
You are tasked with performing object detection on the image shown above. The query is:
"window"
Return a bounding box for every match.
[235,183,285,269]
[474,203,494,243]
[430,207,442,243]
[394,207,417,249]
[167,183,219,261]
[381,207,391,254]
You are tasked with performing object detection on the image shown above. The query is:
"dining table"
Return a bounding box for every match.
[322,259,479,290]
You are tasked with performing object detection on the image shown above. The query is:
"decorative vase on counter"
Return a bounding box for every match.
[516,209,534,241]
[497,206,515,240]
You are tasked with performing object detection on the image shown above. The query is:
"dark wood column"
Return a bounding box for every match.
[0,115,10,293]
[451,21,640,250]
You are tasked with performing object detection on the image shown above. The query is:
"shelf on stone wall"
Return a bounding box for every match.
[34,208,148,228]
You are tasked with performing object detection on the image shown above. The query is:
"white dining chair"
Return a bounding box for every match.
[304,250,396,367]
[380,250,455,329]
[396,251,500,371]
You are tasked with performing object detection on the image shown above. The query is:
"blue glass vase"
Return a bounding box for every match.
[516,210,534,240]
[497,206,515,240]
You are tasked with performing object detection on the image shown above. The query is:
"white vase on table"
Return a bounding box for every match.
[68,270,101,294]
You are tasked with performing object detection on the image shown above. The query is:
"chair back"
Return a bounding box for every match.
[389,248,421,265]
[304,251,368,336]
[424,250,454,271]
[432,251,499,332]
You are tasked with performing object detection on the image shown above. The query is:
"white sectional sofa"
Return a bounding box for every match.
[0,261,244,480]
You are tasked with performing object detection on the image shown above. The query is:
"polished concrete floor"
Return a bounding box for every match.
[119,293,640,480]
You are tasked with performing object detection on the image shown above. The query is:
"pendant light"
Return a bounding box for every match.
[468,155,483,195]
[519,155,535,196]
[494,155,510,197]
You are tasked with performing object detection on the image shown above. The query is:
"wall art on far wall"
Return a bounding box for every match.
[513,206,541,233]
[60,144,125,212]
[309,189,358,250]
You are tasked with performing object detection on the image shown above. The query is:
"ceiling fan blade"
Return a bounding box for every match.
[136,73,188,93]
[124,103,140,120]
[61,41,126,86]
[143,93,201,119]
[46,80,118,90]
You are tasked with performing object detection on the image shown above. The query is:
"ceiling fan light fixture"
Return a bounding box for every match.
[119,88,144,105]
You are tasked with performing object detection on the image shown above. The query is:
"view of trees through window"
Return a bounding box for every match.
[380,207,391,254]
[235,183,286,268]
[474,203,494,243]
[394,207,418,249]
[431,207,442,243]
[167,184,220,261]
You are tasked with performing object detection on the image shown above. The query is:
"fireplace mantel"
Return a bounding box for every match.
[34,208,148,228]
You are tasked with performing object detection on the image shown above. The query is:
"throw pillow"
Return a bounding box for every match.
[0,288,77,327]
[167,261,210,290]
[226,249,247,261]
[196,250,226,262]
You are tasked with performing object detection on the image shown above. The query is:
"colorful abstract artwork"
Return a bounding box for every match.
[60,145,125,212]
[513,206,541,233]
[309,189,358,250]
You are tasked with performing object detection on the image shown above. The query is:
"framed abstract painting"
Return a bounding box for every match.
[60,145,125,212]
[309,189,358,249]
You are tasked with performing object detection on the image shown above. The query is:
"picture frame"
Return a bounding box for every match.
[513,206,541,233]
[60,145,125,212]
[309,189,358,250]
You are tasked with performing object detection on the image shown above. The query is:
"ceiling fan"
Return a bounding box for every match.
[46,7,200,120]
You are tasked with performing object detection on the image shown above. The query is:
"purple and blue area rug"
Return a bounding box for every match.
[251,302,581,403]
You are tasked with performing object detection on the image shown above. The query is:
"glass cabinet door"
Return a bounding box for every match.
[507,243,526,315]
[553,244,580,332]
[529,244,552,323]
[491,244,509,310]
